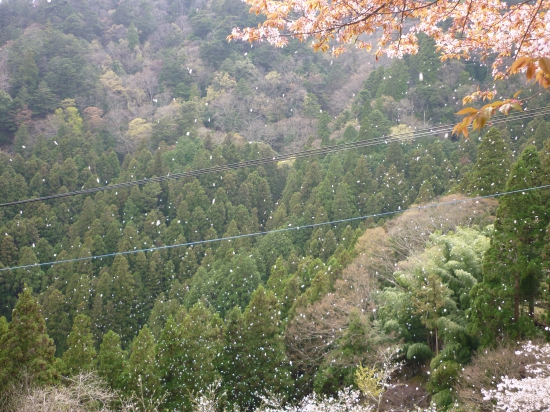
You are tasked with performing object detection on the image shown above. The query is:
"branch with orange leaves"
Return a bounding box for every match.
[453,56,550,138]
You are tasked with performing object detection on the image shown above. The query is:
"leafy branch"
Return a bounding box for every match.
[453,56,550,138]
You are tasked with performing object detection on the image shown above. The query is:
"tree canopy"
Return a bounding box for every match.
[230,0,550,135]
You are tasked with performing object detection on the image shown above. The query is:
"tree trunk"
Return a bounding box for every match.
[514,273,520,322]
[435,327,439,356]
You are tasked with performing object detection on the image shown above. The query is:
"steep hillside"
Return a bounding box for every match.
[1,0,550,411]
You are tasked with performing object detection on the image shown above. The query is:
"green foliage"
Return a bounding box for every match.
[254,232,294,280]
[216,253,262,316]
[98,330,127,391]
[470,145,546,345]
[41,287,70,356]
[431,389,454,409]
[10,50,39,93]
[61,314,97,375]
[406,343,433,363]
[0,90,15,144]
[427,360,459,392]
[355,365,383,401]
[465,128,512,195]
[127,22,139,50]
[0,287,58,389]
[406,33,441,85]
[318,111,331,146]
[126,325,159,400]
[0,2,546,408]
[221,286,292,409]
[156,302,223,409]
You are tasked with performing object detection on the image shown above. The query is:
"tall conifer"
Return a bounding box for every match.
[0,287,57,389]
[470,146,546,345]
[61,314,97,375]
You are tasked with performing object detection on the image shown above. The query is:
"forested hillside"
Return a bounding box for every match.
[1,0,550,411]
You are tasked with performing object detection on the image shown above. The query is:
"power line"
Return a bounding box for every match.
[2,183,549,272]
[2,106,548,208]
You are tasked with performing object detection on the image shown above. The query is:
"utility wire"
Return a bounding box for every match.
[1,106,548,208]
[2,183,549,272]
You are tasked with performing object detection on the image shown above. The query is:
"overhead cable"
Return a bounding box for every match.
[1,106,548,208]
[1,182,548,272]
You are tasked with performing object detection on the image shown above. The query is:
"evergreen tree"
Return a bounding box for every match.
[188,206,208,242]
[385,141,405,172]
[179,244,198,280]
[143,250,165,313]
[0,90,15,143]
[35,238,54,264]
[318,111,331,146]
[31,81,57,116]
[13,124,30,156]
[343,124,358,142]
[406,33,441,84]
[126,325,159,399]
[97,150,121,183]
[243,172,273,227]
[466,127,512,195]
[217,253,262,316]
[254,232,294,280]
[384,60,409,100]
[266,203,287,230]
[147,293,181,339]
[0,316,7,343]
[415,180,435,204]
[358,114,374,142]
[470,146,546,345]
[221,286,292,409]
[12,50,39,93]
[0,234,18,267]
[332,182,355,222]
[353,156,376,212]
[98,330,127,391]
[157,315,184,408]
[219,306,247,407]
[0,287,57,389]
[380,164,408,212]
[61,314,97,375]
[320,229,338,260]
[66,274,92,319]
[532,120,549,150]
[175,302,223,409]
[303,93,322,117]
[15,247,43,292]
[364,109,391,139]
[363,68,384,97]
[301,161,322,200]
[41,287,70,356]
[110,255,138,345]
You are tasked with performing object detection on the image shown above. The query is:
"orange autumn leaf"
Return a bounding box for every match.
[229,0,549,138]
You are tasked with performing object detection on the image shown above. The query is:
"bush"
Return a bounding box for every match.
[407,343,433,363]
[431,389,453,410]
[428,361,459,392]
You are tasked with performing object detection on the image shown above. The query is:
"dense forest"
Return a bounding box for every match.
[0,0,550,411]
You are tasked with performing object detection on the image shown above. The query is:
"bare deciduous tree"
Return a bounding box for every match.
[148,24,172,52]
[386,194,497,262]
[456,342,542,412]
[29,112,65,141]
[285,258,380,372]
[2,373,164,412]
[328,61,373,114]
[83,106,106,131]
